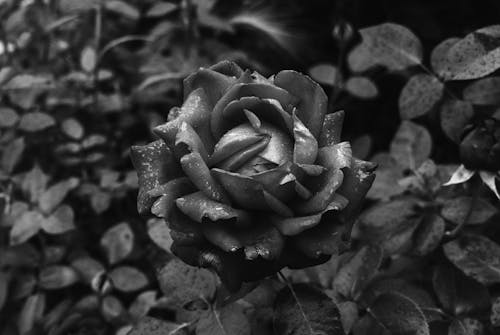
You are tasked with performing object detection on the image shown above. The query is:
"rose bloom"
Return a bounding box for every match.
[131,61,376,291]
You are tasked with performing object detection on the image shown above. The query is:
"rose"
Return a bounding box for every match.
[131,61,376,291]
[459,119,500,172]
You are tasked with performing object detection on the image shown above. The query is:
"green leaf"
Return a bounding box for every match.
[38,265,79,289]
[412,214,445,256]
[71,257,105,285]
[448,318,483,335]
[348,23,423,72]
[101,295,126,322]
[443,234,500,285]
[157,258,217,309]
[0,271,10,311]
[369,292,429,335]
[273,284,343,335]
[345,76,378,99]
[38,178,79,214]
[432,263,490,316]
[390,121,432,169]
[333,244,383,299]
[58,0,99,13]
[80,46,97,73]
[109,266,149,292]
[399,74,444,120]
[0,107,19,128]
[440,197,497,225]
[18,112,55,132]
[147,218,173,253]
[3,74,52,90]
[146,2,178,17]
[100,222,134,265]
[431,37,460,78]
[9,210,44,245]
[105,1,140,20]
[308,64,340,86]
[61,118,84,140]
[1,137,25,173]
[441,25,500,80]
[463,77,500,105]
[21,164,49,202]
[18,293,45,335]
[41,205,75,234]
[196,304,250,335]
[491,296,500,327]
[440,100,474,143]
[129,316,188,335]
[367,153,405,201]
[128,290,158,322]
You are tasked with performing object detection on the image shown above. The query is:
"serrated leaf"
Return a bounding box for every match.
[491,297,500,327]
[196,304,250,335]
[333,244,383,299]
[348,23,423,72]
[441,25,500,80]
[444,234,500,285]
[399,74,444,119]
[338,301,358,334]
[431,37,461,78]
[128,290,158,321]
[432,263,490,316]
[146,2,178,17]
[440,100,474,143]
[105,0,140,20]
[440,197,497,225]
[390,121,432,169]
[367,153,406,201]
[274,284,343,335]
[0,107,19,127]
[19,112,55,132]
[157,258,217,309]
[448,318,483,335]
[41,205,75,234]
[38,178,79,214]
[345,76,378,99]
[369,292,429,335]
[100,222,134,264]
[80,46,97,73]
[308,64,340,86]
[109,266,148,292]
[463,76,500,105]
[1,137,25,173]
[412,214,445,256]
[129,316,188,335]
[38,265,79,289]
[10,210,44,245]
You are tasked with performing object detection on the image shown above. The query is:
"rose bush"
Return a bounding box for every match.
[131,60,376,291]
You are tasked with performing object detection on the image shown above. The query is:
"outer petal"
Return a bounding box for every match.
[212,168,293,216]
[183,68,236,106]
[319,111,345,147]
[295,169,345,215]
[211,83,298,139]
[149,177,195,218]
[209,60,244,77]
[292,112,318,165]
[336,159,377,225]
[180,152,230,204]
[175,191,251,225]
[174,122,209,162]
[154,88,214,150]
[316,142,353,169]
[274,70,327,138]
[214,97,293,138]
[130,140,182,214]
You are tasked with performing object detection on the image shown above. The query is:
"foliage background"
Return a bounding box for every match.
[0,0,500,334]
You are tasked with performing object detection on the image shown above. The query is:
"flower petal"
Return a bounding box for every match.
[176,191,251,225]
[316,142,353,169]
[130,140,182,214]
[209,60,244,77]
[336,159,377,224]
[210,123,267,166]
[274,70,328,138]
[214,97,294,138]
[479,171,500,200]
[150,177,195,218]
[319,111,345,147]
[292,112,318,165]
[174,122,209,162]
[272,197,349,236]
[183,68,237,107]
[211,83,298,139]
[180,152,230,204]
[212,168,293,216]
[154,88,214,150]
[443,164,475,186]
[251,164,296,202]
[218,136,271,172]
[295,169,344,215]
